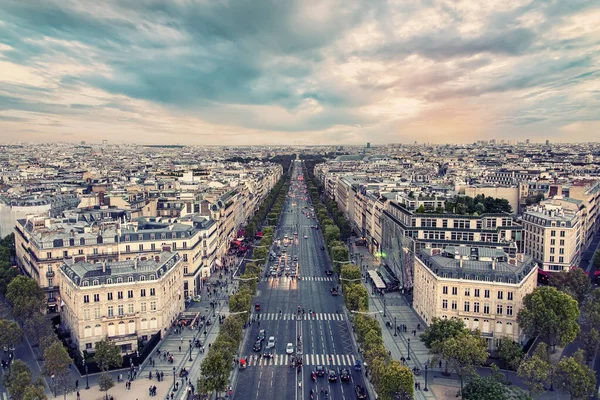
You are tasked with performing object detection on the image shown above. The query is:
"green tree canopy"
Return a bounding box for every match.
[344,284,369,312]
[554,350,596,399]
[42,342,71,378]
[517,286,580,349]
[5,360,33,400]
[497,337,524,371]
[6,276,45,321]
[94,339,122,372]
[548,268,591,303]
[376,361,414,400]
[420,317,468,349]
[0,319,23,350]
[98,372,115,398]
[517,346,551,397]
[462,375,509,400]
[433,331,488,392]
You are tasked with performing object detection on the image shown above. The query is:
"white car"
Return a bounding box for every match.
[304,235,308,239]
[266,336,276,349]
[286,343,294,354]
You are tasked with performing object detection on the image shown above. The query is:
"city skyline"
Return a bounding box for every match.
[0,0,599,145]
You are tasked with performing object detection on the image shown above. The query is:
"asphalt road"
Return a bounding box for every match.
[234,161,367,400]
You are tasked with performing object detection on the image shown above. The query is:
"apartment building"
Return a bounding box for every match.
[59,252,184,354]
[14,208,217,312]
[522,204,581,272]
[413,246,538,348]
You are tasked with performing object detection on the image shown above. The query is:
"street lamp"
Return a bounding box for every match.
[424,364,429,391]
[84,360,89,390]
[172,366,176,389]
[394,317,397,337]
[383,297,386,317]
[189,342,193,362]
[407,339,411,360]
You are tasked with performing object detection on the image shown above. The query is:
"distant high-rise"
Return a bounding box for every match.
[545,140,550,145]
[490,139,496,144]
[366,142,371,149]
[526,139,530,144]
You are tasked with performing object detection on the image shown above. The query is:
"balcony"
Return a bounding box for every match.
[46,270,55,278]
[43,286,56,293]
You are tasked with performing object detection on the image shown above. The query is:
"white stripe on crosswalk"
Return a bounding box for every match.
[258,312,344,321]
[245,353,358,367]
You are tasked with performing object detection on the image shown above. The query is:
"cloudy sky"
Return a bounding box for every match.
[0,0,599,145]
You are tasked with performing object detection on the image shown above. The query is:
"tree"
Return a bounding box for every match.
[416,204,425,213]
[229,291,251,313]
[98,372,114,400]
[517,286,580,350]
[22,384,47,400]
[517,347,551,397]
[94,339,122,372]
[581,287,600,332]
[43,342,72,399]
[6,276,45,321]
[497,337,524,371]
[548,268,591,303]
[581,328,600,362]
[24,312,54,346]
[340,264,362,283]
[594,250,600,268]
[323,225,340,245]
[5,360,33,400]
[201,349,230,397]
[376,361,413,400]
[0,319,23,351]
[554,350,596,399]
[344,284,369,312]
[420,317,467,349]
[433,331,488,393]
[462,375,508,400]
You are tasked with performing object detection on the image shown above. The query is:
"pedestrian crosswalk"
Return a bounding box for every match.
[257,312,344,321]
[244,353,356,367]
[301,276,335,281]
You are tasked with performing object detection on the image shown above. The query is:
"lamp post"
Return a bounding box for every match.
[424,364,429,391]
[394,317,397,337]
[84,361,89,390]
[172,366,176,389]
[189,342,193,362]
[383,297,386,317]
[407,339,411,360]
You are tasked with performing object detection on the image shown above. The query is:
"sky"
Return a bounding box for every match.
[0,0,599,145]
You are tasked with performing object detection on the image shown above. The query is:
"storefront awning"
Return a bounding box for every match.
[368,270,386,290]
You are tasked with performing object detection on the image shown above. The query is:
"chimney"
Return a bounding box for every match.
[459,257,463,268]
[102,262,106,273]
[134,258,138,269]
[492,257,496,270]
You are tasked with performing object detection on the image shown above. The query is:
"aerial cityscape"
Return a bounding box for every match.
[1,1,600,400]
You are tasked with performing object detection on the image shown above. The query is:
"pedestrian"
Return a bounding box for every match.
[179,345,181,352]
[76,391,80,400]
[75,379,79,389]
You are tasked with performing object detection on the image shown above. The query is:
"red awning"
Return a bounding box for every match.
[256,231,263,237]
[537,270,551,277]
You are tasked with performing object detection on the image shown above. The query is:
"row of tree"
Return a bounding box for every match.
[0,233,18,294]
[197,170,290,398]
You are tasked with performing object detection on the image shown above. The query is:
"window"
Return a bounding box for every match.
[443,286,448,295]
[497,291,503,300]
[150,301,157,311]
[550,239,556,245]
[84,309,90,320]
[94,308,100,318]
[551,230,556,237]
[183,242,188,249]
[128,290,133,299]
[128,276,134,282]
[150,288,156,296]
[473,302,480,313]
[86,343,93,350]
[442,299,448,310]
[118,291,123,300]
[484,290,490,298]
[46,252,52,259]
[128,304,134,314]
[141,302,147,312]
[183,254,188,262]
[118,305,124,316]
[507,305,513,316]
[507,292,513,301]
[452,287,458,295]
[559,248,565,255]
[93,294,100,302]
[497,304,503,315]
[108,306,114,317]
[465,288,470,297]
[550,256,555,262]
[140,289,146,297]
[117,278,123,283]
[483,303,490,314]
[149,275,156,280]
[464,301,470,312]
[107,293,113,301]
[560,239,565,246]
[83,295,90,303]
[560,231,565,237]
[474,289,480,297]
[106,278,112,284]
[125,245,131,252]
[82,281,89,287]
[151,243,156,251]
[550,247,555,254]
[93,248,98,255]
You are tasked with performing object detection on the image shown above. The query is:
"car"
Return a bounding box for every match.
[285,267,290,271]
[253,340,262,352]
[294,232,298,236]
[325,270,333,276]
[282,248,287,253]
[328,369,338,382]
[278,270,283,276]
[255,303,261,311]
[331,288,339,296]
[285,343,294,354]
[304,235,308,239]
[271,270,277,276]
[340,368,351,381]
[266,336,276,349]
[355,385,367,399]
[293,255,298,261]
[257,329,266,341]
[320,245,325,250]
[315,365,326,377]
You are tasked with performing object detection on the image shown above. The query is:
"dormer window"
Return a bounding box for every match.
[149,274,156,280]
[82,281,89,286]
[92,279,99,286]
[128,276,134,282]
[116,277,123,283]
[106,278,113,284]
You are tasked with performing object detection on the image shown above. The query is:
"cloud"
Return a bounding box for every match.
[0,0,599,144]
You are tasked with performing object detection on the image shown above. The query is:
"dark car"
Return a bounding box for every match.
[253,341,262,352]
[340,368,350,381]
[355,385,367,399]
[325,270,333,276]
[255,303,261,311]
[315,365,325,377]
[257,329,266,341]
[328,369,338,382]
[320,245,325,250]
[330,288,339,296]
